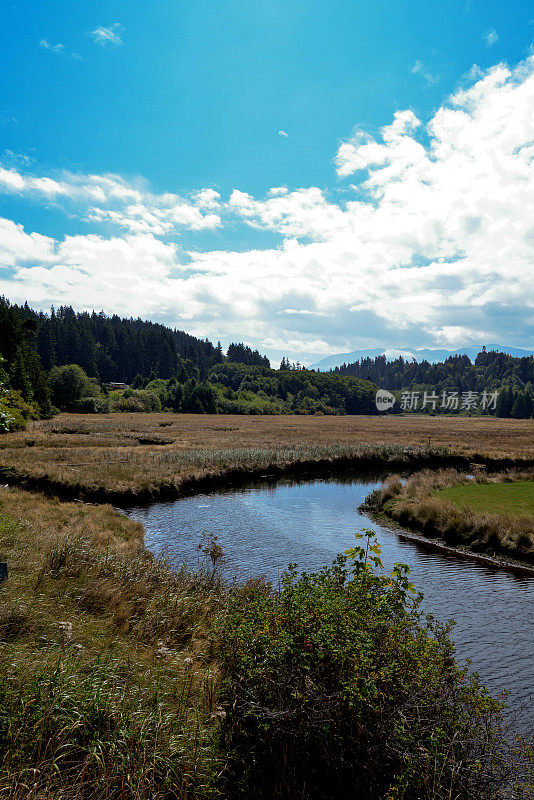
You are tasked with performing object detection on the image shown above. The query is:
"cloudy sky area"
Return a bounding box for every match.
[1,0,533,363]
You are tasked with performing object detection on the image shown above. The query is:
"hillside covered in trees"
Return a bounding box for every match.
[14,302,224,381]
[0,299,52,429]
[334,350,534,418]
[0,298,376,422]
[1,297,533,426]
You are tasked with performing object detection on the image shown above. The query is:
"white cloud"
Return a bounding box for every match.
[484,29,499,47]
[1,54,534,359]
[410,59,440,85]
[87,203,220,234]
[40,39,81,60]
[89,23,124,48]
[0,166,25,192]
[40,39,64,54]
[0,163,221,233]
[2,150,32,167]
[0,218,55,268]
[193,188,221,209]
[335,110,423,178]
[278,130,289,137]
[228,187,348,239]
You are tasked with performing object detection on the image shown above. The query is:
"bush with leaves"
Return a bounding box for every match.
[0,385,15,432]
[71,395,111,414]
[112,389,162,413]
[0,386,39,432]
[218,530,530,799]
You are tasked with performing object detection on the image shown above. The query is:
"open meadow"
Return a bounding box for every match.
[0,413,533,500]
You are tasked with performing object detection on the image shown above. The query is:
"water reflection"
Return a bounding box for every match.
[125,474,534,734]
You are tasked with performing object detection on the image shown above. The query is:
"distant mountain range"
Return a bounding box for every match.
[310,344,534,371]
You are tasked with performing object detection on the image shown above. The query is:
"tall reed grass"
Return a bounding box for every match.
[2,412,532,501]
[0,488,225,799]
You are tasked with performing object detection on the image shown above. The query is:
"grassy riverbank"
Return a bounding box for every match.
[436,480,534,518]
[364,470,534,564]
[0,486,224,798]
[1,488,531,799]
[0,413,533,501]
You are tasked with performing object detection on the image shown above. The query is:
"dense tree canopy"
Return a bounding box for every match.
[334,349,534,418]
[13,302,219,383]
[0,298,51,418]
[227,343,270,368]
[2,298,532,421]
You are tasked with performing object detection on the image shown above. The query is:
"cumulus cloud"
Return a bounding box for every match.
[193,188,221,209]
[228,187,348,240]
[278,130,289,137]
[0,166,25,192]
[89,23,124,48]
[1,54,534,360]
[336,110,423,178]
[0,163,221,234]
[0,218,55,268]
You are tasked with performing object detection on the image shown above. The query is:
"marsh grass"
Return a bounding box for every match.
[0,488,224,799]
[0,652,220,800]
[0,413,532,500]
[0,440,450,499]
[366,469,534,562]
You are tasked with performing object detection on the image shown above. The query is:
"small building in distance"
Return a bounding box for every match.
[106,382,130,390]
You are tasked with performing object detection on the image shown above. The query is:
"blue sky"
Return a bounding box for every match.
[1,0,533,362]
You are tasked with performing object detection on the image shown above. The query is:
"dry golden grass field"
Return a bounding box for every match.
[0,413,532,499]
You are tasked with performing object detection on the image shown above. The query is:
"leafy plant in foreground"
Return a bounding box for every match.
[218,530,530,799]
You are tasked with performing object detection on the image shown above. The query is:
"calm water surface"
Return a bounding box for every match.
[125,474,534,733]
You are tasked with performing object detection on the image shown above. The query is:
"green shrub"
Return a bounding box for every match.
[113,389,162,413]
[71,395,111,414]
[49,364,92,410]
[0,387,39,432]
[218,531,523,800]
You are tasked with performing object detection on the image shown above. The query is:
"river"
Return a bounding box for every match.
[124,472,534,734]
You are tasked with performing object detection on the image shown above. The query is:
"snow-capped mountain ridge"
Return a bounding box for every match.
[310,344,534,371]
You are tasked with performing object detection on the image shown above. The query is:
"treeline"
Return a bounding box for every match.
[39,363,376,417]
[9,302,273,383]
[2,296,533,423]
[0,298,376,422]
[107,363,376,416]
[334,349,534,418]
[0,300,52,429]
[209,362,376,415]
[14,302,223,381]
[226,343,269,368]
